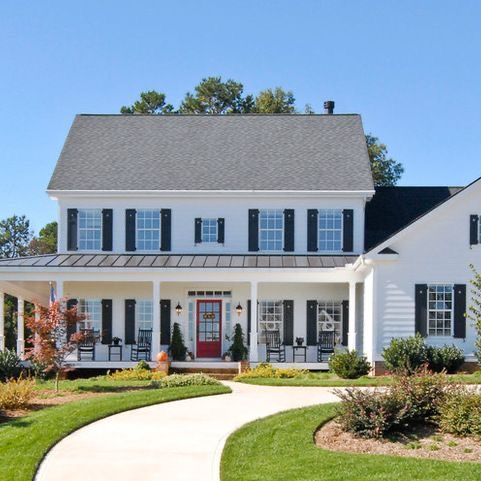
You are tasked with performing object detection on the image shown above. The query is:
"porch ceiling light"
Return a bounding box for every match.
[235,302,243,317]
[175,302,183,316]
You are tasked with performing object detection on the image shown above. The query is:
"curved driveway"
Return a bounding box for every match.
[36,382,339,481]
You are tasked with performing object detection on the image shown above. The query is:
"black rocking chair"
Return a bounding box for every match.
[317,331,335,362]
[77,329,96,361]
[265,330,286,363]
[130,329,153,361]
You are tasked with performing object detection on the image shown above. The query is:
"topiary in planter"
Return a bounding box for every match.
[228,323,248,361]
[169,322,188,361]
[329,350,371,379]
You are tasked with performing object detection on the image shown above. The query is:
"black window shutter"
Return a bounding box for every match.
[217,218,225,244]
[67,209,78,251]
[307,209,318,252]
[102,209,113,252]
[66,298,78,341]
[160,299,171,345]
[161,209,171,251]
[415,284,428,337]
[248,209,259,252]
[470,215,479,246]
[283,300,294,345]
[101,299,113,344]
[306,300,318,345]
[342,209,354,252]
[125,209,136,252]
[283,209,295,252]
[247,300,251,345]
[454,284,467,339]
[341,300,349,347]
[195,218,202,244]
[125,299,136,344]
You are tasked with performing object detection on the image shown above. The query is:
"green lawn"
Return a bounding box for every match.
[34,377,155,394]
[221,403,481,481]
[235,371,481,387]
[0,383,231,481]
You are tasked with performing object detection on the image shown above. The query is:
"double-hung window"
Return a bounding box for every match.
[318,209,342,252]
[136,209,160,250]
[137,300,153,331]
[428,284,453,336]
[259,209,283,251]
[317,301,343,344]
[78,299,102,333]
[202,218,218,243]
[258,300,283,342]
[78,209,102,250]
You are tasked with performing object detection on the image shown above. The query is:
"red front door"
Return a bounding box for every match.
[196,300,222,358]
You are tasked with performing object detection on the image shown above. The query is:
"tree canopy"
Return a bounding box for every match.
[366,134,404,187]
[120,77,404,186]
[0,215,32,258]
[29,221,57,255]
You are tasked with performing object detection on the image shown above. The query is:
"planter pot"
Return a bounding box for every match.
[239,360,250,373]
[156,360,171,375]
[223,355,232,362]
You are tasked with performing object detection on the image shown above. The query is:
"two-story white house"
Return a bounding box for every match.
[0,111,480,373]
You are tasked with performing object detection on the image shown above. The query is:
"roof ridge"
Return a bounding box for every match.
[77,113,361,117]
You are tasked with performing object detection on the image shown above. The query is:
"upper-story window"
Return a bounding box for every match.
[428,284,453,336]
[137,209,160,250]
[202,218,218,243]
[78,299,102,333]
[78,209,102,250]
[318,209,342,252]
[259,209,283,251]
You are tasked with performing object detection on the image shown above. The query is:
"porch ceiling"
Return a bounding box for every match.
[0,254,359,269]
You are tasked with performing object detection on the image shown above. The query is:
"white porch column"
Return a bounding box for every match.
[152,280,161,356]
[56,280,64,304]
[348,281,357,351]
[249,281,258,362]
[17,296,24,357]
[0,292,5,351]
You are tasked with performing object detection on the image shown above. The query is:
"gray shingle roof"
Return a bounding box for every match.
[0,254,358,269]
[48,114,374,192]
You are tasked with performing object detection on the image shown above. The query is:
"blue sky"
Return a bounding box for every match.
[1,0,480,233]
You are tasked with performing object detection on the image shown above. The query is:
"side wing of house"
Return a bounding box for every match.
[362,178,481,369]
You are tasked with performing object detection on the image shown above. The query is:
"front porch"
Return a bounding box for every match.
[0,254,365,370]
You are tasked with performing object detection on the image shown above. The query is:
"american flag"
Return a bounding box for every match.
[49,282,56,306]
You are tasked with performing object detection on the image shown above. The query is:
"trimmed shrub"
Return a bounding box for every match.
[328,350,371,379]
[154,373,220,388]
[438,390,481,437]
[428,345,465,374]
[335,371,452,439]
[335,388,407,438]
[228,323,248,361]
[169,323,188,361]
[0,378,35,410]
[234,363,306,380]
[382,334,430,374]
[134,360,151,371]
[0,349,22,382]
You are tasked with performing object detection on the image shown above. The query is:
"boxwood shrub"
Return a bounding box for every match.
[328,350,371,379]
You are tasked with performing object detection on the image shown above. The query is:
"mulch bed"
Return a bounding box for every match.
[316,420,481,463]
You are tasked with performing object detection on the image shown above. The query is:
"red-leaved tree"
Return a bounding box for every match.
[25,300,85,392]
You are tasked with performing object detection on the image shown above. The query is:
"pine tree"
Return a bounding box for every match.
[169,322,187,361]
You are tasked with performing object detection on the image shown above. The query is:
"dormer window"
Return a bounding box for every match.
[78,209,102,250]
[259,209,283,251]
[136,209,160,250]
[318,209,342,252]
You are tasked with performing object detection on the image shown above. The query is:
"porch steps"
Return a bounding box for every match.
[170,366,239,380]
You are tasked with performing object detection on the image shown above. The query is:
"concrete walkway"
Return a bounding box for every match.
[36,382,339,481]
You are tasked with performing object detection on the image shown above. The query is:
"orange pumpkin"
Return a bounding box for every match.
[156,351,168,362]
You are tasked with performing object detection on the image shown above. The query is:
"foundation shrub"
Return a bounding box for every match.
[428,345,465,374]
[107,362,166,381]
[382,334,429,375]
[328,350,371,379]
[0,349,22,382]
[234,363,306,380]
[0,377,35,410]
